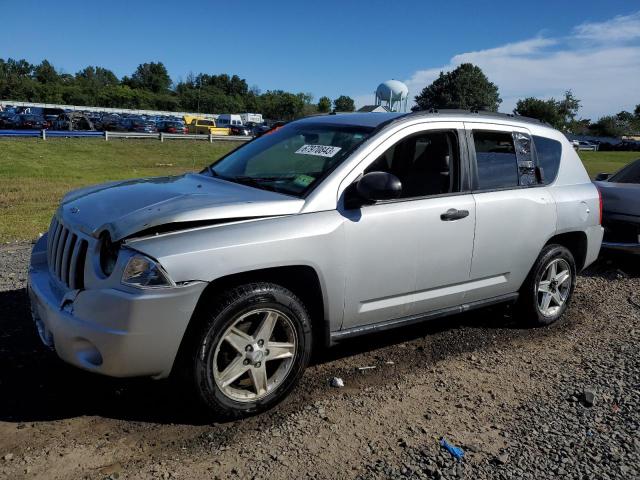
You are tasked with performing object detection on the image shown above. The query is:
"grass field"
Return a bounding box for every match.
[0,138,637,243]
[0,138,241,243]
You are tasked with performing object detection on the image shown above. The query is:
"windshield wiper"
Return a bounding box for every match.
[226,176,284,192]
[207,165,219,177]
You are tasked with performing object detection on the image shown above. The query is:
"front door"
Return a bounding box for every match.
[341,124,476,329]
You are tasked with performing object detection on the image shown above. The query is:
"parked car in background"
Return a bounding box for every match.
[158,120,187,134]
[187,118,229,135]
[16,114,47,130]
[572,140,598,151]
[0,112,18,128]
[240,113,264,125]
[594,158,640,255]
[613,140,640,152]
[101,115,125,131]
[229,124,252,136]
[29,111,603,419]
[120,117,157,133]
[249,123,272,137]
[215,114,243,127]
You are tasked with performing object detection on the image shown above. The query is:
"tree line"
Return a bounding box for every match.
[414,63,640,137]
[0,58,356,120]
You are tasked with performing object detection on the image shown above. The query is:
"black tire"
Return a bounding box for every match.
[517,244,577,326]
[187,282,312,419]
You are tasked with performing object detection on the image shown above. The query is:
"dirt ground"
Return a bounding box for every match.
[0,243,638,479]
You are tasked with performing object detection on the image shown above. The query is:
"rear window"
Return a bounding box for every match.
[533,135,562,184]
[473,131,518,190]
[609,159,640,184]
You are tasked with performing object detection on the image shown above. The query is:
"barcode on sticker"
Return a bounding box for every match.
[295,144,342,157]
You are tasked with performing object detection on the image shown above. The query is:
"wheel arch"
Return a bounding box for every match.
[171,265,328,377]
[545,231,588,271]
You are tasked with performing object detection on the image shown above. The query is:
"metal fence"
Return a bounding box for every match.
[0,129,252,143]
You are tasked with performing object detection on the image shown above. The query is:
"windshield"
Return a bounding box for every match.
[206,122,373,196]
[609,159,640,184]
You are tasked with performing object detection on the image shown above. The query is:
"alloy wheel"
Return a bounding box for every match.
[212,308,298,402]
[536,258,572,317]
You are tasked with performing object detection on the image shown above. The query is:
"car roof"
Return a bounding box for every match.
[293,110,553,132]
[295,112,405,128]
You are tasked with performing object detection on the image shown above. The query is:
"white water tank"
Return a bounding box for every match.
[375,80,409,112]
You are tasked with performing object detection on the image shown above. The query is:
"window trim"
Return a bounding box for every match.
[344,127,472,208]
[468,128,545,193]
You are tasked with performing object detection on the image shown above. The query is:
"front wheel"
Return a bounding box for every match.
[189,283,312,419]
[517,244,577,326]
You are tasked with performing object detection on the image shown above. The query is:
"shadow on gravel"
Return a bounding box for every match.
[583,252,640,279]
[0,285,557,427]
[2,254,631,426]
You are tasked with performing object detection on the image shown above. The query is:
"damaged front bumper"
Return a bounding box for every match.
[27,235,207,379]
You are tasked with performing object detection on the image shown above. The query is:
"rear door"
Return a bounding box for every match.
[463,123,556,302]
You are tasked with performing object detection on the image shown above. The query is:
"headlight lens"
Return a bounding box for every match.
[121,254,174,288]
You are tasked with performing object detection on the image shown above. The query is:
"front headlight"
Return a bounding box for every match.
[121,254,174,288]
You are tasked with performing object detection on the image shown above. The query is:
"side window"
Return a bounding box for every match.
[365,130,459,199]
[532,135,562,185]
[473,130,518,190]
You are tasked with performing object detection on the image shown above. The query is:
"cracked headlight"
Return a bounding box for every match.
[121,254,174,288]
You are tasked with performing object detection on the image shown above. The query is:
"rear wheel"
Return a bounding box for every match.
[188,283,312,419]
[517,244,576,326]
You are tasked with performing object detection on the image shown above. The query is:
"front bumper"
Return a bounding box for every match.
[28,235,207,379]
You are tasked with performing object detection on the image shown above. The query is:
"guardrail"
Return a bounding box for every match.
[0,129,252,142]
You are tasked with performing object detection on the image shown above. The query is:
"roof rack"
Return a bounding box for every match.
[406,108,549,126]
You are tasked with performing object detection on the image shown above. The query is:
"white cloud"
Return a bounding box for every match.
[573,12,640,43]
[355,12,640,119]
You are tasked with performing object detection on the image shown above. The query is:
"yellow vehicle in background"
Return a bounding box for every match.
[184,116,229,135]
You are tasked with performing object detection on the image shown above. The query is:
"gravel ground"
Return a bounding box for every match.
[0,242,638,480]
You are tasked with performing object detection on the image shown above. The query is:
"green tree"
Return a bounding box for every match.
[514,97,563,128]
[514,90,583,131]
[260,90,305,120]
[557,90,580,127]
[317,96,331,113]
[590,116,624,137]
[333,95,355,112]
[414,63,501,112]
[634,104,640,119]
[126,62,172,93]
[34,60,59,84]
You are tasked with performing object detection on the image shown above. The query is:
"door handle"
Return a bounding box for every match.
[440,208,469,221]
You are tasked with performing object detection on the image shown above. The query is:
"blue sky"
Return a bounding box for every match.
[1,1,639,118]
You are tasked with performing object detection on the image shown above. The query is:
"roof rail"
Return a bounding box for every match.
[407,108,549,126]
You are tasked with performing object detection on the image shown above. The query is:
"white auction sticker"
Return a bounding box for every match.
[295,144,342,157]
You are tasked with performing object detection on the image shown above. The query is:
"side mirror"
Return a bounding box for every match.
[594,172,611,181]
[356,171,402,202]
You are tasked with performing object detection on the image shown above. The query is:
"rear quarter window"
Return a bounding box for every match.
[532,135,562,185]
[473,130,519,190]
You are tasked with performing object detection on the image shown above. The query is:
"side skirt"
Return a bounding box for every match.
[330,293,519,343]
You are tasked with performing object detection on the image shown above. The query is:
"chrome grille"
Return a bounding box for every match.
[46,217,87,289]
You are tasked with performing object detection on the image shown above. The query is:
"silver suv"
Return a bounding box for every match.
[28,111,603,417]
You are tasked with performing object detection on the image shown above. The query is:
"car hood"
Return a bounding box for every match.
[57,173,304,241]
[595,180,640,216]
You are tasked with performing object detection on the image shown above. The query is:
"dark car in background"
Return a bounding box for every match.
[229,124,252,136]
[101,115,125,131]
[120,117,157,133]
[15,114,48,130]
[0,112,19,128]
[157,120,187,134]
[595,158,640,255]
